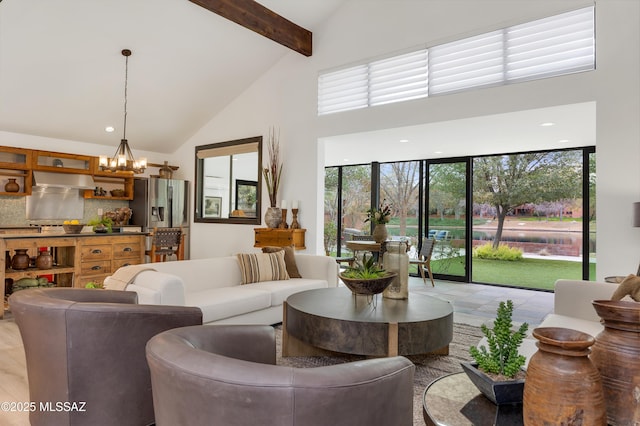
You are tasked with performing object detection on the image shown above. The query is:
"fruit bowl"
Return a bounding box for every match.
[62,224,85,234]
[110,189,125,197]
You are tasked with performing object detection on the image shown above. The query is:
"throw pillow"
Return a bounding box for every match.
[237,251,290,284]
[261,245,302,278]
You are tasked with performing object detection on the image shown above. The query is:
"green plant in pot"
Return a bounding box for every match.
[339,256,397,295]
[462,299,529,405]
[88,217,113,233]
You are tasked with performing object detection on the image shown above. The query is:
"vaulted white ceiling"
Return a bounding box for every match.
[0,0,346,153]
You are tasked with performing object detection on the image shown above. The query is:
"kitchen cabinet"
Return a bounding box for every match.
[83,174,134,201]
[254,228,306,250]
[0,146,146,200]
[1,233,147,319]
[0,146,32,196]
[32,151,92,174]
[76,235,144,287]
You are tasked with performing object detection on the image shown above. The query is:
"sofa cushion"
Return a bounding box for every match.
[261,246,302,278]
[246,278,329,306]
[147,257,242,292]
[185,287,271,323]
[237,251,290,284]
[537,313,604,338]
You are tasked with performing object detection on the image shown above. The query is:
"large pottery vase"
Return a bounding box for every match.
[264,207,282,229]
[372,224,388,243]
[523,327,606,426]
[591,300,640,425]
[11,249,30,270]
[382,241,409,299]
[35,250,53,269]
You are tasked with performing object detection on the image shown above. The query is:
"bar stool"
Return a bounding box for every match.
[146,227,184,263]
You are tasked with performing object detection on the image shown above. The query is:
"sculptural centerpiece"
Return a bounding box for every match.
[339,256,396,296]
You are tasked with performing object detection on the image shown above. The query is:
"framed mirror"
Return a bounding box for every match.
[194,136,262,224]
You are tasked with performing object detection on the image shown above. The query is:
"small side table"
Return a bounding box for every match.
[423,372,523,426]
[254,228,306,250]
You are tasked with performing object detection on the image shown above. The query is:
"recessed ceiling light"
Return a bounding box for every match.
[343,158,349,162]
[434,151,443,154]
[558,139,570,143]
[105,126,115,132]
[399,139,409,143]
[540,122,555,127]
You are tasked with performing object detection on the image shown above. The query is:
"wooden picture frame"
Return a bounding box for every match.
[204,196,222,218]
[235,179,257,217]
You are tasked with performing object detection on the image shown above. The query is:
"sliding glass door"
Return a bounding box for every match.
[324,146,595,290]
[426,160,469,281]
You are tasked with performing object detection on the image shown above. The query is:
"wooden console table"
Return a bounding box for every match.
[254,228,306,250]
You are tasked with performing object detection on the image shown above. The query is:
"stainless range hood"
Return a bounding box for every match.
[33,171,95,190]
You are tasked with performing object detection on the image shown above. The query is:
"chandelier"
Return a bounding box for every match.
[99,49,147,174]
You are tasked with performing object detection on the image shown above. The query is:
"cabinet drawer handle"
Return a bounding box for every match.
[92,249,102,254]
[91,265,102,271]
[123,247,133,252]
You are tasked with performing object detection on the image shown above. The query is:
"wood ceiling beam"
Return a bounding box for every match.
[189,0,312,57]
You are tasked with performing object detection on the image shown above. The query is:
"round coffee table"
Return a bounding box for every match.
[423,372,523,426]
[283,287,453,357]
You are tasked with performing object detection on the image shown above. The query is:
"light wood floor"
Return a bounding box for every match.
[0,314,30,426]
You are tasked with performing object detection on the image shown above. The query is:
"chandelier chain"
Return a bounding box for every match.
[123,52,128,141]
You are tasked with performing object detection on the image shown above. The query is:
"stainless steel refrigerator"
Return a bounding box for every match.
[129,177,190,260]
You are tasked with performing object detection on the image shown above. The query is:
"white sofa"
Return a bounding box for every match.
[518,278,620,366]
[104,254,338,325]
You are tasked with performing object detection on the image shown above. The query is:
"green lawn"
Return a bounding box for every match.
[428,257,596,290]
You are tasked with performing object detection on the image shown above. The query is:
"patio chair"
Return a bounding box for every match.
[409,237,436,286]
[435,230,450,241]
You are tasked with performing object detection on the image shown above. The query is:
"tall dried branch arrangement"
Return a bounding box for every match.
[263,127,283,208]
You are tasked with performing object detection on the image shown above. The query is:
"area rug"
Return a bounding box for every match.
[275,323,483,426]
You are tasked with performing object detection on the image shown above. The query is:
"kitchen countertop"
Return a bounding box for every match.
[0,232,149,238]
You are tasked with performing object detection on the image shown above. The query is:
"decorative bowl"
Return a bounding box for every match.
[110,189,125,197]
[339,272,397,295]
[62,224,85,234]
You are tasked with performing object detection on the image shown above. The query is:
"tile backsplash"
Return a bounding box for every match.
[0,196,128,226]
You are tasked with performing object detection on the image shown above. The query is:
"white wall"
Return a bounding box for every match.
[177,0,640,280]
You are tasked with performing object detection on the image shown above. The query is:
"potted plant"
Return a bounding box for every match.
[339,256,397,295]
[88,216,113,233]
[263,127,283,228]
[462,299,529,405]
[365,200,392,242]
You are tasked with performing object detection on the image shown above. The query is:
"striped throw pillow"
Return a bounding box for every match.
[237,251,290,284]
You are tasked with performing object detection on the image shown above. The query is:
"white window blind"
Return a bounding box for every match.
[318,6,595,115]
[369,50,428,106]
[317,65,368,115]
[429,30,504,94]
[506,7,595,81]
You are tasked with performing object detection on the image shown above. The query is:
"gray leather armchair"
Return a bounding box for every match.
[146,324,415,426]
[9,287,203,426]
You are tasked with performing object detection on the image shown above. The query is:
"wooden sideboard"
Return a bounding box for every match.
[2,232,146,319]
[254,228,306,250]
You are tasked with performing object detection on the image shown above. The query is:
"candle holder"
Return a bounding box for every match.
[290,208,300,229]
[278,209,289,229]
